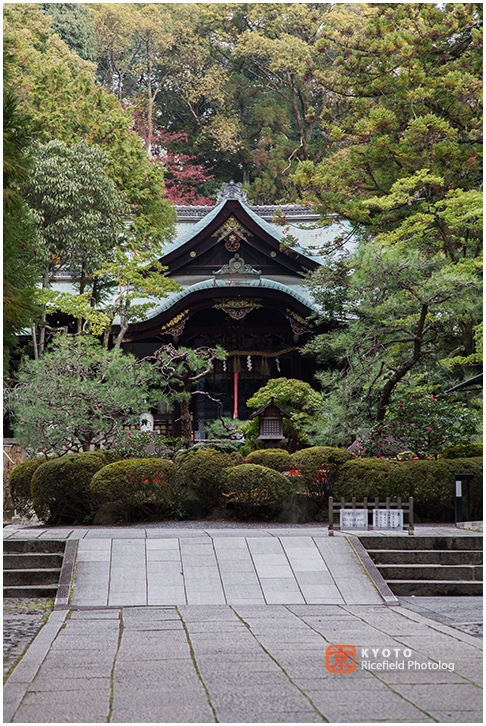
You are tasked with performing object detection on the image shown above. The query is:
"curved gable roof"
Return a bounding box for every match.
[159,197,320,275]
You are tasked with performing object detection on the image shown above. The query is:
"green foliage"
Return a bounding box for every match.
[3,45,42,369]
[90,458,178,521]
[339,457,483,520]
[109,432,183,461]
[39,2,96,62]
[307,242,481,442]
[9,458,45,517]
[295,4,482,435]
[4,3,175,250]
[203,417,245,441]
[358,395,480,459]
[175,448,240,509]
[25,140,126,280]
[244,378,322,449]
[147,345,227,448]
[225,464,295,508]
[290,446,354,505]
[441,443,483,459]
[245,449,292,472]
[94,249,181,348]
[32,452,108,523]
[9,335,159,457]
[293,4,482,226]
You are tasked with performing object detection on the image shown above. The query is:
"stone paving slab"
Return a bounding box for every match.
[4,603,482,723]
[63,529,385,607]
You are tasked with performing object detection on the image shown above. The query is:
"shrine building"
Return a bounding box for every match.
[118,182,345,439]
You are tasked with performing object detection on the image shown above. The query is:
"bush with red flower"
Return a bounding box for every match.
[356,395,479,459]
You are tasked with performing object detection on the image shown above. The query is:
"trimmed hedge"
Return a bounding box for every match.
[441,443,483,459]
[32,452,108,524]
[245,449,292,472]
[338,457,483,520]
[290,446,354,504]
[9,458,46,517]
[225,464,295,508]
[175,448,241,509]
[90,458,178,520]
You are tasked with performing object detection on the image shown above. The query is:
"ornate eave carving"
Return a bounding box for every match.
[213,297,262,320]
[213,253,261,277]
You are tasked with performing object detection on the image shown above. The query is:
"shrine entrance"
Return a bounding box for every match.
[119,183,334,439]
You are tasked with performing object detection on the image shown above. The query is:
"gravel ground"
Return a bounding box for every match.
[3,599,54,679]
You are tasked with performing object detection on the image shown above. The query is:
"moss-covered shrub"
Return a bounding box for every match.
[90,458,178,521]
[245,449,292,472]
[339,457,483,521]
[9,458,46,517]
[225,464,295,508]
[441,443,483,459]
[290,446,354,504]
[32,452,108,523]
[175,448,241,509]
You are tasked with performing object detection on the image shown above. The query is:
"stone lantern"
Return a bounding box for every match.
[250,397,291,443]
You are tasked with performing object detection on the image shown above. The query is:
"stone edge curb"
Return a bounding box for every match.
[346,535,399,605]
[388,605,484,650]
[3,610,68,723]
[456,521,483,532]
[55,538,79,610]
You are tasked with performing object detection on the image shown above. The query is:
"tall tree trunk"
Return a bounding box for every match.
[146,44,153,157]
[180,385,193,448]
[38,264,50,356]
[375,303,430,421]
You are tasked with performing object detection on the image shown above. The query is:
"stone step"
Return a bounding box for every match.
[3,584,59,598]
[3,540,66,554]
[4,552,64,570]
[378,564,483,581]
[388,580,483,596]
[359,535,483,551]
[4,568,61,586]
[3,539,66,598]
[368,549,483,565]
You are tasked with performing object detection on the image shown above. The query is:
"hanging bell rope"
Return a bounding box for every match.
[261,357,270,377]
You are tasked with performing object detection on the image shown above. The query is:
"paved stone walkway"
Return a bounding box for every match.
[70,531,384,607]
[4,603,483,723]
[3,523,483,723]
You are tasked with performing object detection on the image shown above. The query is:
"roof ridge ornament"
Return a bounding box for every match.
[216,181,248,204]
[213,252,261,277]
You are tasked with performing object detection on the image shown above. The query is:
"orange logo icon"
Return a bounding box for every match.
[326,645,357,673]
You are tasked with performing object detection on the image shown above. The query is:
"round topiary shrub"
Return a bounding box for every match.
[245,449,292,472]
[175,448,241,509]
[31,452,109,524]
[90,458,178,521]
[224,464,295,510]
[9,458,46,517]
[290,446,354,504]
